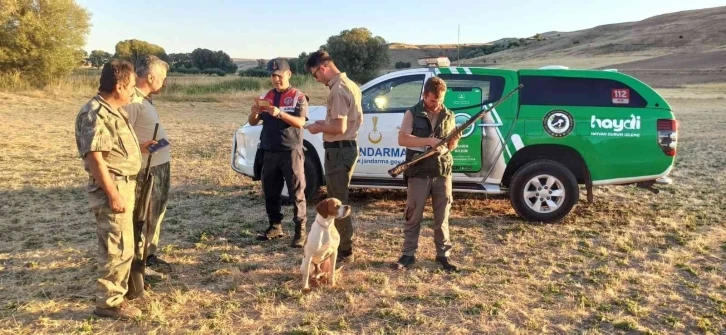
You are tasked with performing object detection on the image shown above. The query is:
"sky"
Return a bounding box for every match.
[76,0,724,59]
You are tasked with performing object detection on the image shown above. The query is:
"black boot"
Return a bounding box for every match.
[336,248,355,268]
[257,223,284,241]
[435,256,460,272]
[393,255,416,270]
[290,222,306,248]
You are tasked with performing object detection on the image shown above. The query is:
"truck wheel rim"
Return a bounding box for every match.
[523,174,565,214]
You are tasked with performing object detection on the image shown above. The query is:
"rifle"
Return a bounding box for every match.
[127,123,159,298]
[387,84,524,178]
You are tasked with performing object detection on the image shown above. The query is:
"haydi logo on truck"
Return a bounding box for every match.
[591,114,642,137]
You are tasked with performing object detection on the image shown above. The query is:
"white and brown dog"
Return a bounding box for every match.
[301,197,351,292]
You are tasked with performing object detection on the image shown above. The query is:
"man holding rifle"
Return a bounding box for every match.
[393,77,462,272]
[125,55,173,279]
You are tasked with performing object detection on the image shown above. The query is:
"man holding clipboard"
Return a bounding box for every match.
[248,58,309,247]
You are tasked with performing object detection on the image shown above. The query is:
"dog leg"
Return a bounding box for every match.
[329,250,337,287]
[301,256,312,293]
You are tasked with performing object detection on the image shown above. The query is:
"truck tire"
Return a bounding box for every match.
[509,160,579,223]
[303,149,321,201]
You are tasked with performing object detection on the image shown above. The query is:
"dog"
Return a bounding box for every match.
[300,197,351,292]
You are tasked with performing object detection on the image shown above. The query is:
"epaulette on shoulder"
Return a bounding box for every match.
[89,99,108,119]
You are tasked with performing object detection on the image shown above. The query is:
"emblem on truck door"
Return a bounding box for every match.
[543,109,574,137]
[368,116,382,144]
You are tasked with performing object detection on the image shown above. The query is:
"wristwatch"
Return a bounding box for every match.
[275,112,283,119]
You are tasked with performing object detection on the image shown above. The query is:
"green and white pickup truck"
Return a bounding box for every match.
[231,57,677,222]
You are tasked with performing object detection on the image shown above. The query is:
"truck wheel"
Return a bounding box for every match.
[509,160,578,223]
[303,149,321,201]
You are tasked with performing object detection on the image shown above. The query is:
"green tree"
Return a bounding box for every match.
[190,48,237,73]
[322,28,389,84]
[88,50,111,68]
[79,49,88,66]
[0,0,91,86]
[169,52,192,69]
[114,39,169,66]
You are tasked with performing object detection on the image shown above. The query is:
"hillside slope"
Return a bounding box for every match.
[386,6,726,71]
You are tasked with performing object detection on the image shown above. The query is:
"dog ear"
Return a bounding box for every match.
[316,199,331,218]
[327,199,338,219]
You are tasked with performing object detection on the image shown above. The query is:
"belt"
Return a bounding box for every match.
[111,173,137,182]
[323,140,357,149]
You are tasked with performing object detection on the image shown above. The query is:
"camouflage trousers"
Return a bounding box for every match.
[135,162,171,257]
[87,178,136,308]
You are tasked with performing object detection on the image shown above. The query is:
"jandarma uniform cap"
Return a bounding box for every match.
[267,58,290,74]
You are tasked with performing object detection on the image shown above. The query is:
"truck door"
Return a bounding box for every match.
[436,73,507,183]
[357,73,429,176]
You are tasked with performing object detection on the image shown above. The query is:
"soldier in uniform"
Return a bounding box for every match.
[124,55,172,278]
[393,76,462,272]
[75,59,155,320]
[249,58,309,247]
[304,50,363,265]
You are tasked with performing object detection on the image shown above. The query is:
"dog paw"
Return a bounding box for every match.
[302,287,312,294]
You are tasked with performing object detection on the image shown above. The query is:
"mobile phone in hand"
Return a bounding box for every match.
[257,99,270,108]
[148,138,170,153]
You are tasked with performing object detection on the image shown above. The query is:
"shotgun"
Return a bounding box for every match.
[127,123,159,298]
[388,84,523,178]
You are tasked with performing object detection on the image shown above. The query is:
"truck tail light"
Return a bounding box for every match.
[657,119,677,156]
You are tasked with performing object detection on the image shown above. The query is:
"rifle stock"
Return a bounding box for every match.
[388,84,523,178]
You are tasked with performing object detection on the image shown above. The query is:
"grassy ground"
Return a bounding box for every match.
[0,80,725,334]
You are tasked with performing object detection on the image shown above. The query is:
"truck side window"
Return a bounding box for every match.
[437,74,506,104]
[520,76,648,107]
[362,75,426,114]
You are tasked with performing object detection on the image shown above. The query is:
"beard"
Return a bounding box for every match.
[424,101,441,112]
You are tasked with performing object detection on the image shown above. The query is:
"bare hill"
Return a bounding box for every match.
[458,6,726,69]
[386,43,491,68]
[386,6,726,72]
[232,58,260,71]
[604,50,726,70]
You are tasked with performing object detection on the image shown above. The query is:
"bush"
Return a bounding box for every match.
[240,68,269,78]
[289,75,316,88]
[164,77,262,95]
[394,61,412,69]
[202,68,226,76]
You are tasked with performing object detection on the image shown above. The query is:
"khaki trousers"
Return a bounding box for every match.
[402,175,453,258]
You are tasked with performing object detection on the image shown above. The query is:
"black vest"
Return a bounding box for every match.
[259,88,304,151]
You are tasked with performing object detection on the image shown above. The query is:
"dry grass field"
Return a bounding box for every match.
[1,75,725,334]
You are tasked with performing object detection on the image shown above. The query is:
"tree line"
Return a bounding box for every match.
[86,40,238,77]
[241,27,390,84]
[1,1,391,87]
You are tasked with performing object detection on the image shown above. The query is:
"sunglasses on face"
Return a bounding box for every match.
[311,66,322,79]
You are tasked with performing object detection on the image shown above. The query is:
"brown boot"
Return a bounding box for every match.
[93,301,142,320]
[256,223,284,241]
[290,222,306,248]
